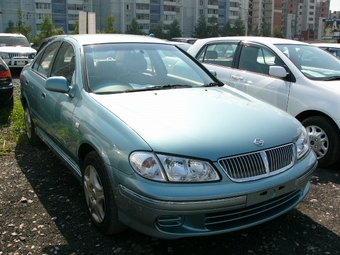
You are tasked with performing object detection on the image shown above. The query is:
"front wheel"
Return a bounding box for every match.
[302,116,340,167]
[82,151,127,235]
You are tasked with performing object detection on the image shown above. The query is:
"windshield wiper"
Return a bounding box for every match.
[157,84,193,89]
[324,76,340,81]
[202,82,223,87]
[124,84,193,92]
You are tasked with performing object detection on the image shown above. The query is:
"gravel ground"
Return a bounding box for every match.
[0,71,339,255]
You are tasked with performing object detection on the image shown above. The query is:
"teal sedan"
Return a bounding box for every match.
[20,34,317,239]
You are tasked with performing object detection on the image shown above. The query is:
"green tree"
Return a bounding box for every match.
[126,18,145,35]
[150,20,166,38]
[261,19,272,36]
[33,15,64,46]
[253,26,261,36]
[273,26,284,38]
[166,18,182,40]
[15,8,32,41]
[5,21,16,33]
[220,20,233,36]
[231,17,246,36]
[208,16,219,37]
[192,14,209,38]
[72,21,79,34]
[103,14,119,33]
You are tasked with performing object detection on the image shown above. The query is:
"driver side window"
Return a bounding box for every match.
[32,41,62,77]
[239,46,284,75]
[50,42,75,85]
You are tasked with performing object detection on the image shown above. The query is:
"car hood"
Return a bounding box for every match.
[90,87,301,160]
[0,46,36,53]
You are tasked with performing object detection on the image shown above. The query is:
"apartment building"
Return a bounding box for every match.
[0,0,333,40]
[95,0,236,37]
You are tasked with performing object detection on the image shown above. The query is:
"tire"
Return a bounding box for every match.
[82,151,127,235]
[302,116,340,167]
[24,104,43,146]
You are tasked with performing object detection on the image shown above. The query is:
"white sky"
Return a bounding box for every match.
[330,0,340,12]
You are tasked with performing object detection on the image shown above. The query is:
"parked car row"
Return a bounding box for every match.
[187,37,340,168]
[19,34,317,239]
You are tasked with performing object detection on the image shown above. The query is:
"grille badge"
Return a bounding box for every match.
[254,138,264,146]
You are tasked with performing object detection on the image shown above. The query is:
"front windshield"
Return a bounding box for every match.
[83,43,218,93]
[275,44,340,81]
[0,36,30,47]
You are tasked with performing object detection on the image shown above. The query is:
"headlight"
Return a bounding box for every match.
[28,53,36,59]
[129,152,220,182]
[296,126,310,159]
[0,52,10,59]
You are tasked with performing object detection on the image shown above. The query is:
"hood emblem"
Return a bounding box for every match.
[254,138,264,146]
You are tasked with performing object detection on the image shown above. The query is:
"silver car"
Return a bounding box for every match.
[313,43,340,58]
[20,34,317,239]
[188,36,340,167]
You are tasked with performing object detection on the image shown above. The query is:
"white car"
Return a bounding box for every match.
[312,43,340,58]
[188,36,340,167]
[0,33,36,68]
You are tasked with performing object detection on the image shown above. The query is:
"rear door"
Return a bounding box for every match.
[195,41,238,85]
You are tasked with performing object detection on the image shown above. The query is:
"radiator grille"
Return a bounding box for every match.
[218,144,295,182]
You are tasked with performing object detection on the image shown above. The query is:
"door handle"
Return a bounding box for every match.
[231,75,244,81]
[41,92,46,99]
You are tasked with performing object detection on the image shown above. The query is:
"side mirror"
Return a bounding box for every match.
[269,66,287,78]
[209,70,217,77]
[45,76,70,93]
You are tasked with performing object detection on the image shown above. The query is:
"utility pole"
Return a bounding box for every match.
[293,0,298,39]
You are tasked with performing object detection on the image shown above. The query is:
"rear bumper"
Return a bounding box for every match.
[0,84,13,103]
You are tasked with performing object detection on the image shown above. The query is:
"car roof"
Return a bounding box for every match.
[53,34,171,46]
[0,33,26,38]
[36,34,67,52]
[193,36,309,46]
[312,43,340,48]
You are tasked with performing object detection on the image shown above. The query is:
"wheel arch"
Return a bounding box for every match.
[77,140,114,178]
[78,143,95,169]
[295,110,339,129]
[296,109,340,167]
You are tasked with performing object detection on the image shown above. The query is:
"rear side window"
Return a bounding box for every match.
[196,42,237,67]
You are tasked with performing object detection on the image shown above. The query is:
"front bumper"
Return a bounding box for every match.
[115,152,317,239]
[4,58,32,68]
